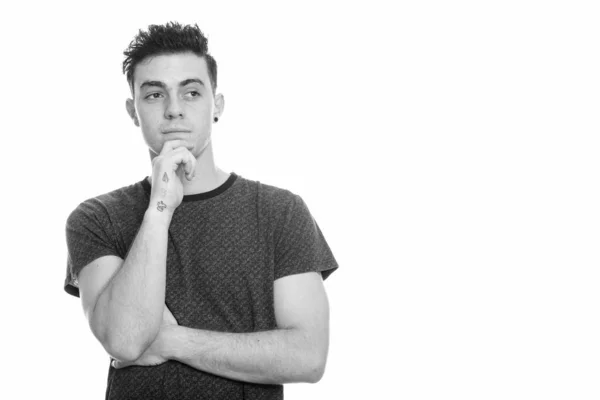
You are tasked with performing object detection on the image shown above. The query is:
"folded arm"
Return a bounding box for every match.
[161,271,330,384]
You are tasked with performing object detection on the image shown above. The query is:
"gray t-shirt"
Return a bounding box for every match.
[64,172,338,400]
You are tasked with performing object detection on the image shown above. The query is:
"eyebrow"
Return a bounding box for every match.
[139,78,205,90]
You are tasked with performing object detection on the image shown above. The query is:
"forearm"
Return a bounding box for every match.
[94,208,172,360]
[164,325,325,384]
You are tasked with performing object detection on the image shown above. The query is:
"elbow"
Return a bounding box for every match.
[109,343,144,363]
[88,296,161,362]
[274,347,326,384]
[102,327,156,363]
[104,335,146,363]
[307,359,326,384]
[303,350,327,384]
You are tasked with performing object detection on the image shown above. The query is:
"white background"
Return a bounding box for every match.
[2,1,600,399]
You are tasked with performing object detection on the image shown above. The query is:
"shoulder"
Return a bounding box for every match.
[260,182,299,207]
[236,174,302,214]
[67,179,147,227]
[235,175,316,243]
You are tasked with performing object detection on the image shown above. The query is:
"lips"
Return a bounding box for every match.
[162,128,191,134]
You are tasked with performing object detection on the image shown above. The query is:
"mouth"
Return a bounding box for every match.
[162,129,192,134]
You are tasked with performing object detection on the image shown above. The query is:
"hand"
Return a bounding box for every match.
[149,140,197,214]
[112,304,179,369]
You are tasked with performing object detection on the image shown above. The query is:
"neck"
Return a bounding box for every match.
[147,141,230,196]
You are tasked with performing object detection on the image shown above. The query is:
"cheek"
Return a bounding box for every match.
[140,118,153,132]
[137,116,162,150]
[201,117,212,132]
[138,111,160,133]
[193,103,214,125]
[137,103,161,123]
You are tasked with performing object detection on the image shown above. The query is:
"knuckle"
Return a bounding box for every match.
[152,155,165,166]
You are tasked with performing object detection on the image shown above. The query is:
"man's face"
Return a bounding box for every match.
[128,52,222,158]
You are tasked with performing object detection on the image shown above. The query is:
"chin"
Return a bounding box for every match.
[193,139,211,156]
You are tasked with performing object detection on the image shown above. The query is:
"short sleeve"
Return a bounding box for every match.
[64,200,121,297]
[274,194,338,281]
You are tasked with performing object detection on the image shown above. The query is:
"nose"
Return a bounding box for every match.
[164,97,184,119]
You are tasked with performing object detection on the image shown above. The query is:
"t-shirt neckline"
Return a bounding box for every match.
[141,172,238,202]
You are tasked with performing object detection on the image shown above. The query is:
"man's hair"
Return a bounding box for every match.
[122,22,218,95]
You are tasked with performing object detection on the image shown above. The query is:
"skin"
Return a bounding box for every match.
[107,51,331,384]
[112,272,330,384]
[77,53,226,364]
[125,51,229,195]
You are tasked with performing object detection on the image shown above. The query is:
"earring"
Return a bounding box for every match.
[213,117,219,123]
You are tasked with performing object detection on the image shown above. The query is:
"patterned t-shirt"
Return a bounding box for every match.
[63,172,338,400]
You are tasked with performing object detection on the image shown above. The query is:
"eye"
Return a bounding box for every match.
[185,91,201,99]
[145,92,163,100]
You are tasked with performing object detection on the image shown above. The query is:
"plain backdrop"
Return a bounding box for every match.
[2,1,600,399]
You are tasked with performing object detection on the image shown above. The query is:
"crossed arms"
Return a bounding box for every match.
[76,208,330,384]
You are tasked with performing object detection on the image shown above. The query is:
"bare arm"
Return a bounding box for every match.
[78,209,172,361]
[159,272,330,384]
[77,140,196,362]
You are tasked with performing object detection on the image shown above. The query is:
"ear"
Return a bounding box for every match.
[213,93,225,121]
[125,98,139,127]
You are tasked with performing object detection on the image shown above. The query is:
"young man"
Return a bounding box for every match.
[63,22,338,399]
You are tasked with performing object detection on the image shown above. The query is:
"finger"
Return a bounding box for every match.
[160,140,195,155]
[173,147,196,180]
[185,150,197,180]
[112,359,129,369]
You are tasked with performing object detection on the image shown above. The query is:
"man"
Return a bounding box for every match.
[63,22,338,399]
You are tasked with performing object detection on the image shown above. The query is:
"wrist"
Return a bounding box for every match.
[144,205,174,225]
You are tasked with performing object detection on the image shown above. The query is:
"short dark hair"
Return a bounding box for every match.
[123,22,218,95]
